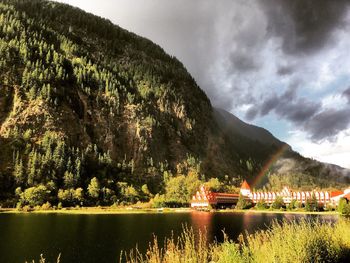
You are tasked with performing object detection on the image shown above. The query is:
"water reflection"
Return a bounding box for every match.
[190,211,214,240]
[0,212,339,263]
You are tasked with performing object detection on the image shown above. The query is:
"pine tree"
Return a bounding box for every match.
[13,156,25,184]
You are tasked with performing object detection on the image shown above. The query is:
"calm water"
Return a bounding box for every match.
[0,211,338,263]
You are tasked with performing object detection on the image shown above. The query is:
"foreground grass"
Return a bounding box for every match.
[124,219,350,263]
[26,254,60,263]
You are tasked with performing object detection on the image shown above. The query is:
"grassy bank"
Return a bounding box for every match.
[217,208,339,215]
[124,218,350,263]
[0,206,341,215]
[0,207,192,215]
[1,206,340,215]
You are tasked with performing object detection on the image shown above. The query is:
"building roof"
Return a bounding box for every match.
[241,180,251,190]
[215,193,239,197]
[330,191,343,198]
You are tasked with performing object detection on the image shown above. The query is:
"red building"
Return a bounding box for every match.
[191,180,350,209]
[190,185,239,208]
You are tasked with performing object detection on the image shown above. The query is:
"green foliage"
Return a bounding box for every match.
[271,196,284,209]
[305,193,318,212]
[287,199,297,210]
[151,194,166,208]
[41,201,52,210]
[63,171,76,189]
[116,182,140,204]
[255,199,268,210]
[13,154,25,184]
[165,175,188,205]
[164,169,201,205]
[87,177,100,199]
[124,185,139,204]
[141,184,151,199]
[338,198,350,215]
[204,178,223,192]
[235,194,252,210]
[57,188,83,206]
[20,185,51,206]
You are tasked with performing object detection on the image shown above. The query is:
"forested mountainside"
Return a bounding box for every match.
[0,0,348,207]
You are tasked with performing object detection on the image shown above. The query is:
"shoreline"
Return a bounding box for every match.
[216,208,339,216]
[0,207,192,214]
[0,207,340,216]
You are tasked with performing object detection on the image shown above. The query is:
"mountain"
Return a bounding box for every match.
[213,108,285,147]
[0,0,348,205]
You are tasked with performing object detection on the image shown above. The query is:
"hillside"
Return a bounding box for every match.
[0,0,348,206]
[214,108,285,147]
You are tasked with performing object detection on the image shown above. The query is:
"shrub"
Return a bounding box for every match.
[22,205,32,212]
[41,202,52,210]
[338,198,350,215]
[235,194,252,210]
[271,196,284,209]
[20,185,51,207]
[151,194,166,208]
[255,199,268,210]
[305,194,318,212]
[16,202,23,211]
[287,199,297,210]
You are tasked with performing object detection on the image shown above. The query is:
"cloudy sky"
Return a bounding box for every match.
[55,0,350,169]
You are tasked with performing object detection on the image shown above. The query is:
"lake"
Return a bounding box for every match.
[0,211,338,263]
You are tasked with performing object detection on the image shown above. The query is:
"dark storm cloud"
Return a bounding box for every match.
[306,108,350,141]
[261,96,321,124]
[252,82,322,127]
[277,65,295,76]
[245,107,259,121]
[278,99,321,123]
[229,51,259,72]
[224,0,350,120]
[256,85,350,141]
[343,87,350,104]
[260,95,279,116]
[281,82,298,101]
[260,0,350,55]
[256,83,321,125]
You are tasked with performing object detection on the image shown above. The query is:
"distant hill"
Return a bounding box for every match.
[0,0,348,204]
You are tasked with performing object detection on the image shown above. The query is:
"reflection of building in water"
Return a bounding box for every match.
[191,180,350,209]
[190,211,213,241]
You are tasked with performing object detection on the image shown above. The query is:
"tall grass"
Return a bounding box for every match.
[123,219,350,263]
[26,253,60,263]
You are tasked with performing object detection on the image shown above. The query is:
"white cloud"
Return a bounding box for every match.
[321,94,348,109]
[286,129,350,169]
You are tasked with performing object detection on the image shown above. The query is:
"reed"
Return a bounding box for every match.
[124,219,350,263]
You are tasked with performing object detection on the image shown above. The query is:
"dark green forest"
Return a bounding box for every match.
[0,0,348,209]
[0,0,212,207]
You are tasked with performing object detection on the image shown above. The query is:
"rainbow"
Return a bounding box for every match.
[251,144,290,187]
